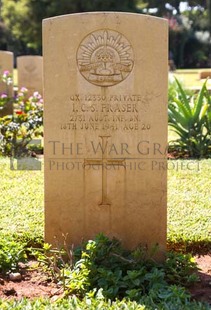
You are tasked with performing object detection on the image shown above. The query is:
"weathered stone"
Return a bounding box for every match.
[9,272,22,281]
[0,50,14,116]
[17,55,43,96]
[43,12,168,260]
[199,71,211,80]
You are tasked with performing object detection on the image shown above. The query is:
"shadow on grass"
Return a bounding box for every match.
[167,240,211,255]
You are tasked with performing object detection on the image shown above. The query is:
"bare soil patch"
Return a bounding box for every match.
[0,261,63,301]
[0,256,210,304]
[189,255,211,305]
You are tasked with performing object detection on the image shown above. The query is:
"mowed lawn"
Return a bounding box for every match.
[0,158,44,239]
[0,156,210,251]
[172,68,211,90]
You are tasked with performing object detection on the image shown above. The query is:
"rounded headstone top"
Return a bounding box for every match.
[0,51,14,56]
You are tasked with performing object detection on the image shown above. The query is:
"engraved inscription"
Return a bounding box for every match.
[22,61,40,83]
[84,136,125,206]
[77,30,134,87]
[60,92,157,132]
[24,63,36,73]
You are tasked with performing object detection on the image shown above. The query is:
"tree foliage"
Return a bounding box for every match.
[141,1,210,68]
[0,22,10,50]
[0,0,210,68]
[143,0,208,15]
[1,0,138,53]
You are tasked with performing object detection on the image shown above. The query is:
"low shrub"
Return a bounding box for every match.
[0,86,43,157]
[168,78,211,158]
[0,293,209,310]
[0,236,27,273]
[31,234,208,309]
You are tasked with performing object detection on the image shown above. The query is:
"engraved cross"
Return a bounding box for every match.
[84,136,125,206]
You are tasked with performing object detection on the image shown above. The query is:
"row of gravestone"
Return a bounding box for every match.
[0,51,43,97]
[0,51,43,117]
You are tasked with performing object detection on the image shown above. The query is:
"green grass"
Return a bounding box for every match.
[1,68,209,309]
[0,157,210,252]
[167,159,211,252]
[0,156,210,309]
[0,157,44,241]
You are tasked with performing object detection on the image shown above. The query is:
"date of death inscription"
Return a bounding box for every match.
[60,93,154,132]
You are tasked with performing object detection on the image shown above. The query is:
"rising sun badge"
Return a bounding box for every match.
[77,29,134,87]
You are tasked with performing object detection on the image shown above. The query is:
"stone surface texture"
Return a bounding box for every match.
[17,56,43,96]
[43,12,168,259]
[0,50,14,116]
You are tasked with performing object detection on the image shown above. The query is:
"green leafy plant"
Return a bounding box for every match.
[168,78,211,157]
[0,236,27,273]
[0,233,209,309]
[0,93,11,109]
[164,252,199,286]
[168,77,194,105]
[34,234,200,306]
[31,242,70,284]
[0,293,210,310]
[0,86,43,157]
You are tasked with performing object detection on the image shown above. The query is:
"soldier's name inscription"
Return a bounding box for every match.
[71,102,138,113]
[59,92,158,131]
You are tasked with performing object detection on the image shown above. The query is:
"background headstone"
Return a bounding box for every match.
[0,50,14,116]
[17,55,43,96]
[199,70,211,80]
[43,13,168,260]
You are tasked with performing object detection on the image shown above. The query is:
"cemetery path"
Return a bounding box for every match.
[0,256,210,304]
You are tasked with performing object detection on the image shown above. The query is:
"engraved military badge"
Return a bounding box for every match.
[77,29,134,87]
